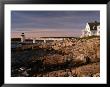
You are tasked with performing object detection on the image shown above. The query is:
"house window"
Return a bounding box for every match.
[98,31,100,35]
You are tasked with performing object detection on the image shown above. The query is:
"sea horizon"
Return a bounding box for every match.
[11,30,81,38]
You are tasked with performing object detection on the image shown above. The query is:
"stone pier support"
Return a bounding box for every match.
[44,40,46,43]
[33,39,36,43]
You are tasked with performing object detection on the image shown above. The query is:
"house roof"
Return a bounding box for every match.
[88,21,100,30]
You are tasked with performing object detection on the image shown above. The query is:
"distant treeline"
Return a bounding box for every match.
[11,38,21,41]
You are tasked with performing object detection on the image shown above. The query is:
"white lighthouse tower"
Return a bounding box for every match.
[21,33,25,42]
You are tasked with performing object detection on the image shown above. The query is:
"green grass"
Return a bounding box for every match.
[80,36,100,40]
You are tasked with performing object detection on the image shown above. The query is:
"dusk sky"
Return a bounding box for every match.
[11,11,100,38]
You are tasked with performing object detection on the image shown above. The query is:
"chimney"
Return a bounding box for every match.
[94,21,97,24]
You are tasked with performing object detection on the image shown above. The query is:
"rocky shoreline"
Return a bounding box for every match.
[11,36,100,77]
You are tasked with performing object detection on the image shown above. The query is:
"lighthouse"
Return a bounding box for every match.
[21,33,25,42]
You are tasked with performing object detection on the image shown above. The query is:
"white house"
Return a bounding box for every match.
[81,21,100,37]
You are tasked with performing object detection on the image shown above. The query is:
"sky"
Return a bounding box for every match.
[11,11,100,38]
